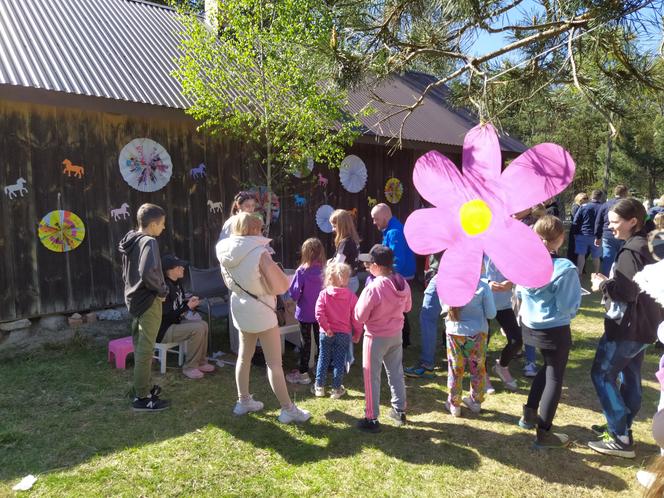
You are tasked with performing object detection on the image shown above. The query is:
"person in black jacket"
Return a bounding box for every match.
[159,254,214,380]
[587,198,661,458]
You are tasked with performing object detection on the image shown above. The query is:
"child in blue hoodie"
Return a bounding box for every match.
[442,279,497,417]
[515,215,581,449]
[287,238,325,385]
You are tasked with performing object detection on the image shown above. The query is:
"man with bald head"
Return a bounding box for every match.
[371,203,416,346]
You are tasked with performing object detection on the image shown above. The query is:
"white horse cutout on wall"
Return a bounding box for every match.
[111,203,130,221]
[4,177,28,199]
[207,200,223,213]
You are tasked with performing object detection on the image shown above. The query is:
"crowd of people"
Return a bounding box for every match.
[117,187,664,478]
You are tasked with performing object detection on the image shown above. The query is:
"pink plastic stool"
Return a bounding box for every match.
[108,336,134,369]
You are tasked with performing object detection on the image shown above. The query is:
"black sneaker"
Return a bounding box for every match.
[518,405,537,430]
[357,417,381,433]
[587,432,635,458]
[591,423,607,436]
[534,427,570,449]
[132,393,170,412]
[150,385,162,397]
[388,408,407,426]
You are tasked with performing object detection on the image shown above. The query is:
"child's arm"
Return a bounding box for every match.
[315,291,333,336]
[555,270,582,318]
[483,285,497,320]
[349,292,363,342]
[403,282,412,314]
[354,287,376,326]
[139,240,168,297]
[288,267,303,302]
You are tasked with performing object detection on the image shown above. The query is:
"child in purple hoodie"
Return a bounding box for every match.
[354,244,412,432]
[287,238,325,385]
[313,262,362,398]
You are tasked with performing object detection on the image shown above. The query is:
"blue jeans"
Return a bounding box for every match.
[419,275,442,369]
[591,333,648,436]
[315,332,351,389]
[600,237,624,277]
[525,345,537,365]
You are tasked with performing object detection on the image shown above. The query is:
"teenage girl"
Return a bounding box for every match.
[218,191,257,241]
[329,209,361,293]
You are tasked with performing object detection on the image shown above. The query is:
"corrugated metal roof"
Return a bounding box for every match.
[0,0,526,152]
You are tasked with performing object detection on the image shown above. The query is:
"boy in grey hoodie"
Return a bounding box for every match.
[118,203,170,412]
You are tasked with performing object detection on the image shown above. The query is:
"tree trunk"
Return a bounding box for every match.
[603,123,612,195]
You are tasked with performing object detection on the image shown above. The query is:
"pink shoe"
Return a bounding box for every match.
[183,368,204,379]
[198,363,215,373]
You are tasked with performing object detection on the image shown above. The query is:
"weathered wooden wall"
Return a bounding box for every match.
[0,100,460,322]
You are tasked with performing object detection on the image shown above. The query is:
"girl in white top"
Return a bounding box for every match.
[218,191,257,241]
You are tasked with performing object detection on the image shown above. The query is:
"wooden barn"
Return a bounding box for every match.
[0,0,526,322]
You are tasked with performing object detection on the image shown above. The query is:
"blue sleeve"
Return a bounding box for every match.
[594,204,606,239]
[572,208,582,232]
[483,286,497,320]
[554,270,582,318]
[288,268,303,302]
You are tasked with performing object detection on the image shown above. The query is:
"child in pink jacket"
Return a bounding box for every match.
[354,245,412,432]
[313,262,362,399]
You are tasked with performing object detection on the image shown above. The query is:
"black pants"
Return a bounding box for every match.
[298,321,320,374]
[494,309,523,367]
[526,336,571,430]
[402,312,411,348]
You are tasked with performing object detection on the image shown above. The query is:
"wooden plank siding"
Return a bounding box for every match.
[0,99,461,322]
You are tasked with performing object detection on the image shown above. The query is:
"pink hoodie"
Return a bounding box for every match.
[315,287,362,338]
[354,274,412,338]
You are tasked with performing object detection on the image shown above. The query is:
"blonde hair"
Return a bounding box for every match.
[300,238,326,267]
[654,212,664,230]
[324,262,351,287]
[330,209,360,248]
[231,212,263,236]
[530,203,547,219]
[534,215,564,242]
[574,192,588,205]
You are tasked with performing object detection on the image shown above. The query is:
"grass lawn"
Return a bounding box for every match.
[1,284,661,497]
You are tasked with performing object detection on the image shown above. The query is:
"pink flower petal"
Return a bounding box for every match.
[483,216,554,288]
[404,207,462,255]
[462,124,502,190]
[500,143,576,216]
[413,151,467,207]
[436,243,484,306]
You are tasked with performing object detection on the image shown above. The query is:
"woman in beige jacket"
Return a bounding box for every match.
[216,212,310,424]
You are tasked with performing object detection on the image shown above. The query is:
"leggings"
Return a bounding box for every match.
[525,335,571,430]
[494,309,523,367]
[298,321,320,374]
[236,327,291,408]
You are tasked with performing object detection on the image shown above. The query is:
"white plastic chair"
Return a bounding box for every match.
[153,342,186,374]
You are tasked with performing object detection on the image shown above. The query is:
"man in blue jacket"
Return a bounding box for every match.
[594,184,628,276]
[371,203,416,346]
[572,189,603,276]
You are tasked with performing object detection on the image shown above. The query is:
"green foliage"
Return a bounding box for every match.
[173,0,360,197]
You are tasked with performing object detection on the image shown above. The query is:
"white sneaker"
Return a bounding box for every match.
[462,396,481,414]
[330,386,346,399]
[485,374,496,395]
[233,395,264,415]
[311,384,326,397]
[493,360,518,391]
[636,470,655,489]
[523,362,538,378]
[445,400,462,417]
[278,403,311,424]
[286,371,311,385]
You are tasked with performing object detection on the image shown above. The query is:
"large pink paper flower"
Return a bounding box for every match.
[404,123,575,306]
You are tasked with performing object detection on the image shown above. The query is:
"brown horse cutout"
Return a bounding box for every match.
[62,159,84,178]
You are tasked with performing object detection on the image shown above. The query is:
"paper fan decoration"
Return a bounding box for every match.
[316,204,335,233]
[385,177,403,204]
[38,210,86,252]
[339,155,367,193]
[292,157,314,178]
[119,138,173,192]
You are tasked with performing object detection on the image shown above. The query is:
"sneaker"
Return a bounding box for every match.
[149,385,162,397]
[591,423,608,436]
[286,370,311,385]
[330,386,346,399]
[198,363,215,373]
[132,393,170,412]
[636,470,656,489]
[357,417,382,433]
[278,404,311,424]
[404,365,435,379]
[445,400,462,417]
[523,362,538,378]
[587,432,636,458]
[183,368,204,379]
[462,396,481,414]
[485,375,496,395]
[493,360,517,391]
[233,395,264,416]
[535,427,570,449]
[388,407,407,426]
[310,384,326,397]
[518,405,537,430]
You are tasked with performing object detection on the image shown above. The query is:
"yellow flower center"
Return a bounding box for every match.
[459,199,492,236]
